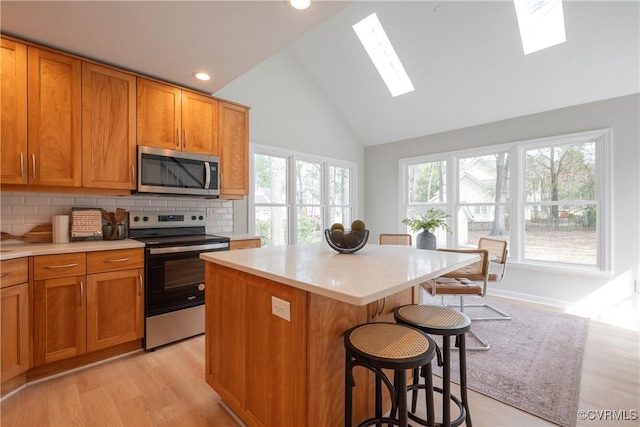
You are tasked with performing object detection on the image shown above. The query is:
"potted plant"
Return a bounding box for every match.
[402,208,451,250]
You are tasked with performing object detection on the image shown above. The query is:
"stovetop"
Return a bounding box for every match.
[128,211,229,248]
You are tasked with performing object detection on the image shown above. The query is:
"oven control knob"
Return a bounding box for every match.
[133,216,140,222]
[143,216,149,222]
[198,215,204,220]
[191,215,197,221]
[198,283,205,291]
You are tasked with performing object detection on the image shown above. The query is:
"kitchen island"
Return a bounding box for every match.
[200,243,478,427]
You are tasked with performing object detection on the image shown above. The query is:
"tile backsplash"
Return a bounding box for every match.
[0,191,233,238]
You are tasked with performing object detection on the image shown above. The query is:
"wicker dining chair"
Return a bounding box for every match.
[379,233,412,246]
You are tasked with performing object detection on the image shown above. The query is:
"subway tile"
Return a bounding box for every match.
[75,197,97,206]
[134,199,152,207]
[97,198,117,207]
[0,195,25,205]
[182,201,197,208]
[151,199,168,207]
[26,196,51,206]
[50,196,76,205]
[38,205,64,215]
[1,215,24,225]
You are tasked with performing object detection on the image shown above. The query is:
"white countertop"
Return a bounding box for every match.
[200,242,479,306]
[0,239,145,260]
[217,233,262,241]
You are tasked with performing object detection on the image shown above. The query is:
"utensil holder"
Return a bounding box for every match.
[102,224,127,240]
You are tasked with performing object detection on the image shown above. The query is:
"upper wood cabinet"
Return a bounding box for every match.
[218,101,249,199]
[27,47,82,187]
[82,63,137,190]
[0,39,28,185]
[137,78,218,155]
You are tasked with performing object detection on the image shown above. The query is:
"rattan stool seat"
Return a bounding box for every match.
[395,304,471,335]
[349,323,432,360]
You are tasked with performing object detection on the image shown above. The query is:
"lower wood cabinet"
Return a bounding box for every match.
[1,258,30,385]
[86,268,144,352]
[32,249,144,366]
[229,238,261,250]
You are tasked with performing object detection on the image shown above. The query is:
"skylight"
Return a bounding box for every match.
[352,13,415,97]
[514,0,566,55]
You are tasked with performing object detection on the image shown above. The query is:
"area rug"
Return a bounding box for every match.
[427,296,589,427]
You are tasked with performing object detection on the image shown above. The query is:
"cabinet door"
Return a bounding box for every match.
[181,91,218,155]
[137,78,181,150]
[27,47,82,187]
[82,63,137,190]
[33,276,86,366]
[86,268,143,352]
[1,283,29,382]
[218,102,249,199]
[0,38,27,185]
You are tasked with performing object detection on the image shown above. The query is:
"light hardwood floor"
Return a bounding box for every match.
[1,297,638,427]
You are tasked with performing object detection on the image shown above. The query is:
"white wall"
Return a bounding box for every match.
[365,94,640,310]
[215,49,366,233]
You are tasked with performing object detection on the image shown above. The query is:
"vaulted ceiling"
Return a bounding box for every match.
[2,1,638,147]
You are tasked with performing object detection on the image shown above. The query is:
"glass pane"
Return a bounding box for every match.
[296,160,322,205]
[255,206,288,247]
[407,161,446,204]
[457,205,510,248]
[329,207,352,228]
[525,142,596,202]
[458,153,510,203]
[254,154,287,204]
[329,165,350,206]
[524,204,597,265]
[297,206,323,243]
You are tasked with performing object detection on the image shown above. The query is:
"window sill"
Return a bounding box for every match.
[507,261,613,279]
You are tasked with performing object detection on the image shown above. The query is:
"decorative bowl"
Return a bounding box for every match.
[324,229,369,254]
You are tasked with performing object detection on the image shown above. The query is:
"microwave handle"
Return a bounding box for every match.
[204,161,211,189]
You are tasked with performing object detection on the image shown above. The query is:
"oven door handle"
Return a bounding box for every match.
[148,243,229,255]
[204,161,211,190]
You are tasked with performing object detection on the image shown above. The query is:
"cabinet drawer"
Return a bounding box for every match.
[34,253,86,280]
[0,258,28,288]
[87,248,144,274]
[229,239,261,250]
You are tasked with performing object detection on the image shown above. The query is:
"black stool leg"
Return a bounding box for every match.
[458,333,472,427]
[411,367,420,412]
[345,351,353,427]
[396,369,409,427]
[376,373,382,427]
[423,362,436,427]
[443,335,451,427]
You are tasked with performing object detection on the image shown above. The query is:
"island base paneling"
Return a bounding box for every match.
[204,263,414,427]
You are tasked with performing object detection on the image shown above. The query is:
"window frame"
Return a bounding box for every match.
[250,143,358,246]
[399,128,612,276]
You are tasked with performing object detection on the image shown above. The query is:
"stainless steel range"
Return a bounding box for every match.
[129,211,230,350]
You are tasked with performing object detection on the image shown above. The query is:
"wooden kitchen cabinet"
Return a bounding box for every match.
[229,238,261,250]
[82,63,137,190]
[137,78,218,155]
[218,101,249,199]
[86,249,144,352]
[1,258,30,384]
[27,47,82,187]
[0,38,28,185]
[33,253,87,366]
[33,249,144,366]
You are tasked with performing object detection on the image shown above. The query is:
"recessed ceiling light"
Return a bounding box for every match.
[289,0,311,10]
[193,72,211,81]
[514,0,566,55]
[353,13,415,97]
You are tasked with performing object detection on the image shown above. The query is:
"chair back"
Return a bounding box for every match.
[436,248,489,282]
[379,233,412,246]
[478,237,508,281]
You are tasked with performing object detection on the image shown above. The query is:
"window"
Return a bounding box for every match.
[400,129,611,273]
[251,145,357,247]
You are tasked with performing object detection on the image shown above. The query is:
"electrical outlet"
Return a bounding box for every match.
[271,296,291,321]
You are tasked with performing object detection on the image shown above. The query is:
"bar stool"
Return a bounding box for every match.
[344,322,437,427]
[393,305,472,427]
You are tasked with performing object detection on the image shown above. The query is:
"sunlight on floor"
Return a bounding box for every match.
[566,293,640,332]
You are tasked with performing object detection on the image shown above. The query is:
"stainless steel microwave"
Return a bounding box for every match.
[137,146,220,197]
